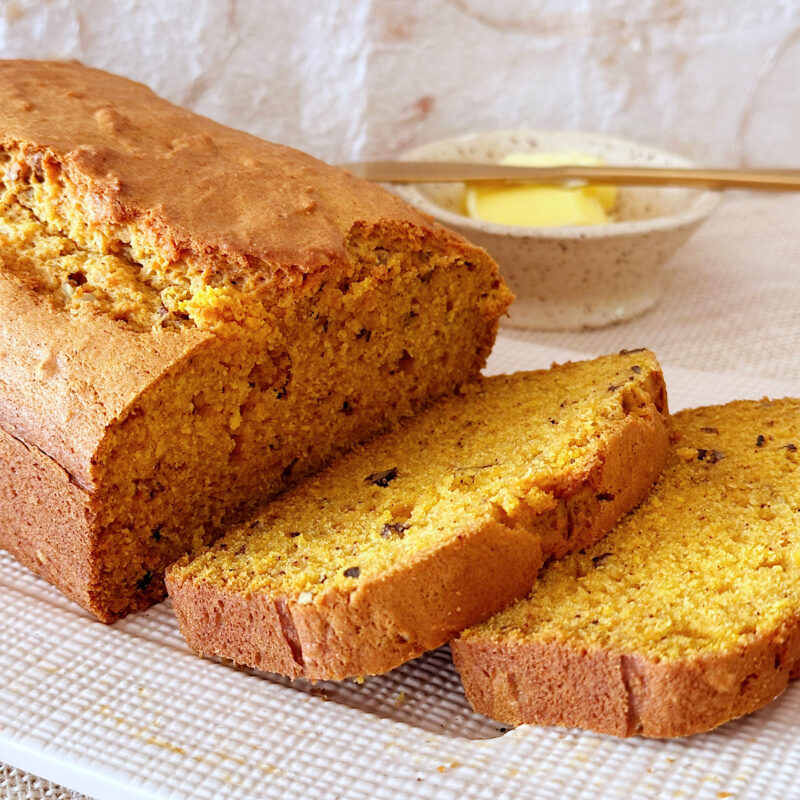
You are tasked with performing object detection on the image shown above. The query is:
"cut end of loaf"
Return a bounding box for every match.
[82,228,508,621]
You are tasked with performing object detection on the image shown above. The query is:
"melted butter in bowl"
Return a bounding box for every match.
[465,152,617,227]
[395,130,720,331]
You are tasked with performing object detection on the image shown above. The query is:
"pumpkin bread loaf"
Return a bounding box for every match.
[166,350,669,680]
[0,60,512,621]
[452,399,800,738]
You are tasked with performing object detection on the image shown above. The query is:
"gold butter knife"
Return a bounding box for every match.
[339,161,800,191]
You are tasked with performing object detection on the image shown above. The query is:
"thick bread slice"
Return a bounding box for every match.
[452,399,800,738]
[166,351,669,680]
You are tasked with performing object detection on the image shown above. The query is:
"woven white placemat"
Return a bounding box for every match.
[2,192,799,799]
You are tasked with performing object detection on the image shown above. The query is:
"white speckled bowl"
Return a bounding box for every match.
[395,130,720,330]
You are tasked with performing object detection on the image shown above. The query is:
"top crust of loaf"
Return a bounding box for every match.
[0,60,482,286]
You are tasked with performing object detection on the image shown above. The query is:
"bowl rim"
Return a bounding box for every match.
[394,128,721,239]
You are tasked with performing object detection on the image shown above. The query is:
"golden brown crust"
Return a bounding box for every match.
[0,60,479,283]
[167,394,669,680]
[0,272,209,489]
[0,423,100,616]
[451,620,800,738]
[168,517,546,681]
[0,421,171,621]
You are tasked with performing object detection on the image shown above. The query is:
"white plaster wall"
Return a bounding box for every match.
[1,0,799,167]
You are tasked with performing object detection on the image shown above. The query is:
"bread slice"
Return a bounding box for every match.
[0,61,511,621]
[166,350,669,680]
[452,398,800,738]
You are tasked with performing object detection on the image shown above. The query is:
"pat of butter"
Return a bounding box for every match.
[465,152,617,227]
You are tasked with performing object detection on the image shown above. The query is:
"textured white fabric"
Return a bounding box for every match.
[495,191,800,388]
[2,192,799,799]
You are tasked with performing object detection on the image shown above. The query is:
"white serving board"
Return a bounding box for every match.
[2,334,800,800]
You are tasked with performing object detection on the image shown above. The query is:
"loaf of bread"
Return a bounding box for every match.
[452,399,800,737]
[0,60,512,621]
[166,351,669,680]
